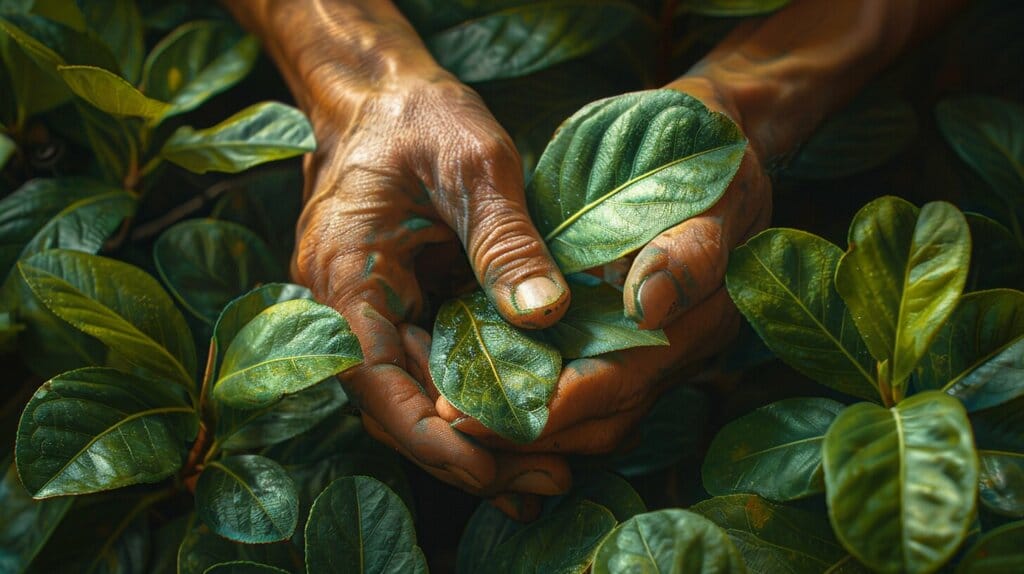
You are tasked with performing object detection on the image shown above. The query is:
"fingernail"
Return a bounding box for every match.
[632,270,679,328]
[509,471,561,495]
[512,276,563,313]
[446,465,484,490]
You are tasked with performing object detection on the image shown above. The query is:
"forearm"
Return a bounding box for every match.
[682,0,967,161]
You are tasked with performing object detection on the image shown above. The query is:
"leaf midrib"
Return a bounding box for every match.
[454,299,524,430]
[215,353,355,397]
[941,334,1024,394]
[207,460,290,537]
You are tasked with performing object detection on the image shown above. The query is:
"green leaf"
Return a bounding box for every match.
[528,89,746,274]
[835,197,971,391]
[593,508,748,574]
[150,513,190,574]
[556,471,646,523]
[29,0,86,31]
[456,502,523,574]
[15,367,196,498]
[161,102,316,174]
[195,454,299,544]
[491,500,617,573]
[692,494,862,573]
[0,177,135,284]
[72,97,136,183]
[0,16,71,120]
[427,1,642,83]
[304,475,427,574]
[703,397,844,501]
[217,379,348,450]
[154,219,282,324]
[971,396,1024,452]
[822,391,979,573]
[78,0,143,84]
[979,450,1024,518]
[536,278,667,358]
[212,282,312,368]
[204,562,290,574]
[58,64,171,119]
[19,249,197,388]
[429,290,561,443]
[212,298,362,409]
[177,522,297,574]
[917,289,1024,410]
[682,0,791,16]
[210,168,304,265]
[782,88,917,180]
[0,132,13,167]
[726,228,877,400]
[966,213,1024,290]
[142,20,258,117]
[956,520,1024,573]
[608,385,709,477]
[0,461,72,573]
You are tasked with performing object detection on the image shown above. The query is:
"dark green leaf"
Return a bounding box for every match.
[72,97,136,183]
[956,520,1024,573]
[917,289,1024,410]
[0,16,71,119]
[154,219,282,324]
[727,228,877,400]
[142,20,258,117]
[204,562,290,574]
[536,278,666,358]
[212,282,312,372]
[971,396,1024,452]
[195,454,299,544]
[217,379,347,450]
[456,502,523,574]
[682,0,791,16]
[491,500,617,573]
[304,475,427,574]
[692,494,861,573]
[212,298,362,409]
[593,508,747,573]
[0,132,13,167]
[965,214,1024,290]
[77,0,142,83]
[429,290,561,443]
[19,249,197,388]
[210,168,304,265]
[703,397,844,501]
[0,461,72,573]
[177,521,297,574]
[608,385,709,477]
[16,367,196,498]
[150,513,190,574]
[556,471,646,522]
[823,391,979,573]
[161,102,316,174]
[979,451,1024,518]
[427,1,642,83]
[58,64,171,119]
[835,197,971,391]
[528,89,746,274]
[29,0,86,31]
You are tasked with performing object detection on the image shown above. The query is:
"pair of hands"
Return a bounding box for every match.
[290,69,771,514]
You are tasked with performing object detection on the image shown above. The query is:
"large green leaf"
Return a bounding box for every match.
[142,20,258,117]
[429,290,561,443]
[956,520,1024,573]
[703,397,844,501]
[154,219,282,324]
[965,214,1024,290]
[0,461,72,574]
[72,97,136,183]
[15,367,196,498]
[427,1,642,83]
[177,522,297,574]
[727,228,877,400]
[0,16,70,120]
[211,282,312,372]
[58,64,171,119]
[490,500,617,573]
[536,277,667,358]
[161,102,316,174]
[682,0,791,16]
[211,298,362,410]
[527,89,746,273]
[217,379,348,450]
[0,177,134,283]
[593,508,747,573]
[917,289,1024,411]
[979,450,1024,518]
[304,475,427,574]
[19,249,197,388]
[822,391,979,573]
[692,494,863,573]
[195,454,299,544]
[78,0,143,83]
[835,197,970,392]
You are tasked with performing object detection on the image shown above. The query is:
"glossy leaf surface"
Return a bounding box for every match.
[0,16,71,117]
[956,520,1024,573]
[304,475,427,574]
[58,65,171,119]
[979,450,1024,517]
[727,228,877,400]
[154,219,282,324]
[593,508,747,573]
[0,461,72,573]
[19,249,197,387]
[195,455,299,543]
[212,282,312,368]
[217,379,348,450]
[823,391,979,573]
[428,1,640,83]
[528,89,746,273]
[212,298,362,409]
[491,500,617,573]
[16,367,195,498]
[429,290,561,442]
[835,197,970,390]
[703,397,844,501]
[161,102,315,174]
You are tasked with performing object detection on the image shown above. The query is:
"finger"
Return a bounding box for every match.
[623,150,771,329]
[493,452,572,496]
[399,323,440,402]
[490,493,543,522]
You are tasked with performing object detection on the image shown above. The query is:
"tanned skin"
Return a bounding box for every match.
[224,0,968,517]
